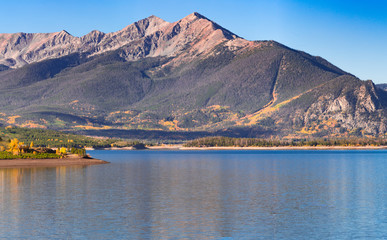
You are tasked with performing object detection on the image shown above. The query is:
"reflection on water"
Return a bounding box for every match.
[0,150,386,239]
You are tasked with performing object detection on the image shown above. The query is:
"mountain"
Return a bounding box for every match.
[0,12,386,139]
[0,13,238,68]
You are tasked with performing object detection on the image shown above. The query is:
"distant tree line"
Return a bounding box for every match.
[0,127,148,148]
[184,136,387,147]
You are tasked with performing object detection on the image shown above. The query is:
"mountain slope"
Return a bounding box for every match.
[0,13,385,138]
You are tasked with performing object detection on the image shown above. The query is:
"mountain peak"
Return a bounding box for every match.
[84,30,106,37]
[89,30,104,34]
[58,30,71,36]
[139,15,168,25]
[119,14,169,36]
[181,12,208,22]
[81,30,106,43]
[178,12,238,40]
[190,12,207,19]
[146,15,167,22]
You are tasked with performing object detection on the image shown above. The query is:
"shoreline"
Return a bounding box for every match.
[87,145,387,151]
[0,156,109,169]
[147,145,387,150]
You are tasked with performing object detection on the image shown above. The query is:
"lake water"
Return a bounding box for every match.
[0,150,386,239]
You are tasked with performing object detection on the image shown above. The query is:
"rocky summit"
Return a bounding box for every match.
[0,13,239,68]
[0,12,386,139]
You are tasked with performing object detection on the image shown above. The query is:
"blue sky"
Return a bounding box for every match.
[1,0,386,83]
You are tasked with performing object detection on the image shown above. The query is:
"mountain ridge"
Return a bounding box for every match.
[0,12,242,68]
[0,12,386,139]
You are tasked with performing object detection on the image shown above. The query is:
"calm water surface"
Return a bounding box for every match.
[0,150,386,239]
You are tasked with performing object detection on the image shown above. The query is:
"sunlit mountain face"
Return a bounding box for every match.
[0,12,386,139]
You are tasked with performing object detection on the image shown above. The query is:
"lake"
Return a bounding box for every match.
[0,150,386,239]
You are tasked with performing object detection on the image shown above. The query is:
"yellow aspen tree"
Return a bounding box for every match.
[60,147,67,155]
[9,138,20,155]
